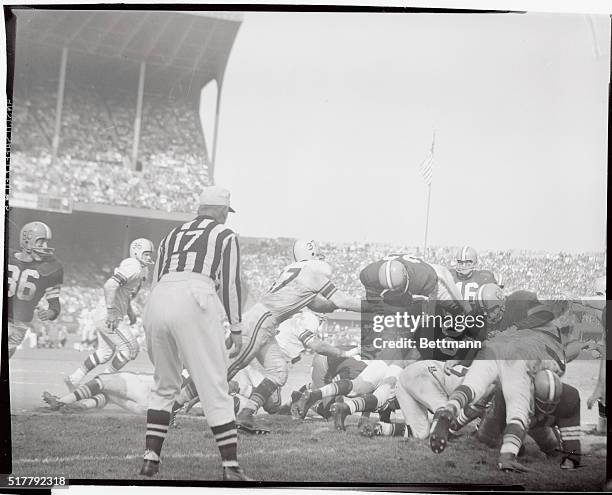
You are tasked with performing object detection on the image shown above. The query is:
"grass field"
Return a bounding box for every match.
[8,344,609,489]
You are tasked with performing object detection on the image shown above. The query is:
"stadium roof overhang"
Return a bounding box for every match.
[11,9,242,90]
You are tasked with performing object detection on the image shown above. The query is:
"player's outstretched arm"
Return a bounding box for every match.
[307,337,359,359]
[328,290,362,313]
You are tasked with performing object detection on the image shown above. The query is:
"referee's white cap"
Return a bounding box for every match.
[199,186,235,212]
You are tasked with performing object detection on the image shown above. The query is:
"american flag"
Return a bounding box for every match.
[420,150,434,186]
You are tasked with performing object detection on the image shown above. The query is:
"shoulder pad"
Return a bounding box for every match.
[305,260,333,278]
[117,257,142,277]
[37,258,63,277]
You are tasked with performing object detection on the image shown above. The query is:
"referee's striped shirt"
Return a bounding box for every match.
[154,215,242,325]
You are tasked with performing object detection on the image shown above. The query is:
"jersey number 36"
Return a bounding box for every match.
[7,265,39,301]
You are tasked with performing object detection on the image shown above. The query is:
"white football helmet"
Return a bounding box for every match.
[293,239,325,262]
[19,221,54,260]
[130,238,155,266]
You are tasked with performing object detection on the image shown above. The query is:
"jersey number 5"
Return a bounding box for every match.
[7,265,40,301]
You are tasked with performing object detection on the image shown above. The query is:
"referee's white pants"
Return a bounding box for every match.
[144,272,235,427]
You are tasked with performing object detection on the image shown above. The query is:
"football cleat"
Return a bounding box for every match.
[430,408,453,454]
[298,390,319,420]
[139,459,159,477]
[42,392,63,411]
[140,450,160,477]
[63,376,77,392]
[223,466,253,481]
[331,402,351,431]
[236,408,270,434]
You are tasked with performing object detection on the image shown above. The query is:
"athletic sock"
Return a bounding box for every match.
[103,352,130,374]
[250,378,278,409]
[346,394,378,414]
[211,421,239,468]
[145,409,170,457]
[61,377,104,404]
[319,379,353,399]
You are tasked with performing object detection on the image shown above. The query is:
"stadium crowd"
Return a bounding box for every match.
[10,79,210,212]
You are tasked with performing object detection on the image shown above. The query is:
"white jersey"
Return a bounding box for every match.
[111,258,148,316]
[92,258,148,321]
[276,311,321,363]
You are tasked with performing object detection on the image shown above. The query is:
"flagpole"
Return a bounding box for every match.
[423,183,432,257]
[422,130,436,258]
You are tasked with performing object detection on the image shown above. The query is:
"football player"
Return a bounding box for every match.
[360,254,472,317]
[572,275,606,434]
[475,370,582,470]
[64,238,154,390]
[428,293,580,473]
[172,308,359,430]
[177,239,361,432]
[451,246,498,303]
[360,283,505,440]
[296,357,403,422]
[44,371,154,415]
[7,222,63,359]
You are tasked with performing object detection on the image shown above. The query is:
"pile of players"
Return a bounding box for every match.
[7,221,606,474]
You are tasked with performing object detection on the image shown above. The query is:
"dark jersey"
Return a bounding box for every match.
[7,249,63,323]
[415,304,488,363]
[451,268,497,304]
[360,255,437,302]
[324,356,367,383]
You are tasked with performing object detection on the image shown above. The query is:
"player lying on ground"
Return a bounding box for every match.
[295,355,405,423]
[178,239,362,432]
[7,221,63,359]
[173,308,359,432]
[428,293,583,473]
[474,370,583,470]
[360,283,506,440]
[44,371,154,414]
[64,239,155,390]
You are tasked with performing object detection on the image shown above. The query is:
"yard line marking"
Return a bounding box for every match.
[14,447,301,465]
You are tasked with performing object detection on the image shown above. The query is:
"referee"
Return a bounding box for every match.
[140,186,251,481]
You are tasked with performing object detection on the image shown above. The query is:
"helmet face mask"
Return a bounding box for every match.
[20,222,54,260]
[130,238,155,266]
[484,303,504,325]
[476,283,505,325]
[456,260,476,278]
[455,246,478,279]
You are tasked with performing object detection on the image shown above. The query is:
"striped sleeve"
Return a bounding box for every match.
[44,285,61,300]
[298,330,315,346]
[220,233,242,326]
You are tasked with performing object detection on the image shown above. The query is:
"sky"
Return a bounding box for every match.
[211,11,609,252]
